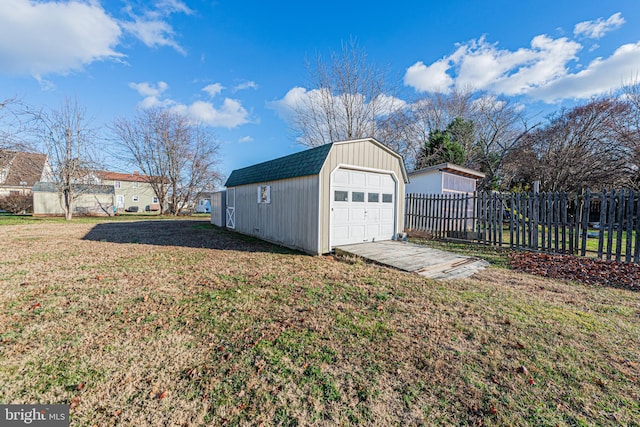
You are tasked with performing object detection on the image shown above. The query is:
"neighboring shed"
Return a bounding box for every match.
[406,163,484,195]
[224,138,408,254]
[210,190,226,227]
[33,182,114,216]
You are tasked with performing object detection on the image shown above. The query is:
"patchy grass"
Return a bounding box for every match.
[411,238,512,269]
[0,212,200,226]
[0,219,639,426]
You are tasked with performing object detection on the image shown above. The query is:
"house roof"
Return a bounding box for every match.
[409,162,485,180]
[225,143,334,187]
[98,170,154,183]
[0,150,47,187]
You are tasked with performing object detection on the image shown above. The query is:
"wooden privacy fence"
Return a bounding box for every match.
[405,189,640,263]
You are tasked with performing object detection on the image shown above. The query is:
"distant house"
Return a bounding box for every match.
[0,151,49,197]
[195,192,212,213]
[224,138,408,254]
[98,171,160,213]
[33,182,114,216]
[406,163,484,195]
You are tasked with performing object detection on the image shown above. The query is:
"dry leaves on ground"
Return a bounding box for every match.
[509,252,640,290]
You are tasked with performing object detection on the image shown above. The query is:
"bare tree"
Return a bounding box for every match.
[289,40,403,147]
[619,80,640,188]
[1,98,32,171]
[469,95,536,189]
[29,98,99,220]
[111,108,222,215]
[507,98,631,192]
[383,88,478,170]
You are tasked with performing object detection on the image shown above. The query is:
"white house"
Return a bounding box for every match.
[224,138,408,254]
[406,163,484,195]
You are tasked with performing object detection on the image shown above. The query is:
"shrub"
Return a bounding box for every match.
[0,193,33,214]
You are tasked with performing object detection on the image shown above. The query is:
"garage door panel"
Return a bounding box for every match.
[333,207,349,223]
[381,208,394,221]
[350,172,366,186]
[367,208,381,221]
[367,174,381,187]
[351,207,366,221]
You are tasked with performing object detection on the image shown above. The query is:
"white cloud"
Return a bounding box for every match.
[374,94,407,116]
[0,0,191,79]
[156,0,193,15]
[272,87,407,121]
[130,81,251,128]
[405,35,582,97]
[121,19,184,54]
[574,12,625,39]
[233,81,259,92]
[120,1,191,55]
[203,83,224,97]
[129,81,172,108]
[402,16,640,104]
[530,41,640,102]
[0,0,122,77]
[269,86,309,119]
[238,136,253,143]
[172,99,250,128]
[404,59,454,93]
[129,81,169,97]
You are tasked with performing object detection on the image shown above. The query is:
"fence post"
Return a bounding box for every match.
[538,192,544,251]
[580,189,590,257]
[615,189,625,262]
[635,193,640,263]
[561,192,567,253]
[626,189,634,263]
[597,190,607,259]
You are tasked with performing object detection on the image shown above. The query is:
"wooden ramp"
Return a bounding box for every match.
[335,241,489,280]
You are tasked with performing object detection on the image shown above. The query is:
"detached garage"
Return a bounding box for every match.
[224,138,408,254]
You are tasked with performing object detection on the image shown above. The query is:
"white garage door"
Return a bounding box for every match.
[331,168,396,247]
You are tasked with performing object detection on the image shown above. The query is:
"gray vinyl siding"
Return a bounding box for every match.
[33,191,114,216]
[318,140,406,253]
[231,174,321,254]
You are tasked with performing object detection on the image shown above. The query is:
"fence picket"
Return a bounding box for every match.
[616,189,625,262]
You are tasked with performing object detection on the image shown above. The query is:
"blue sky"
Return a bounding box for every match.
[2,0,640,182]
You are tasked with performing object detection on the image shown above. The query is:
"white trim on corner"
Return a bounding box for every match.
[316,172,323,254]
[328,163,400,251]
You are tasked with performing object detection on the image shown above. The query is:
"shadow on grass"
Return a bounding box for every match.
[82,220,301,254]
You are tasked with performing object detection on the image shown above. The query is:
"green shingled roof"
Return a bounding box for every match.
[225,143,333,187]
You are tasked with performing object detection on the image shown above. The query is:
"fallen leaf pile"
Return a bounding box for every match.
[509,252,640,290]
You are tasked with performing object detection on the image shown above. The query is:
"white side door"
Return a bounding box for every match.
[226,188,235,229]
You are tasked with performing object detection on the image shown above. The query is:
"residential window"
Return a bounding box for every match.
[132,195,139,202]
[382,193,393,203]
[133,181,139,188]
[334,190,348,202]
[114,181,121,189]
[152,196,158,204]
[257,185,271,204]
[368,192,379,203]
[352,192,365,202]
